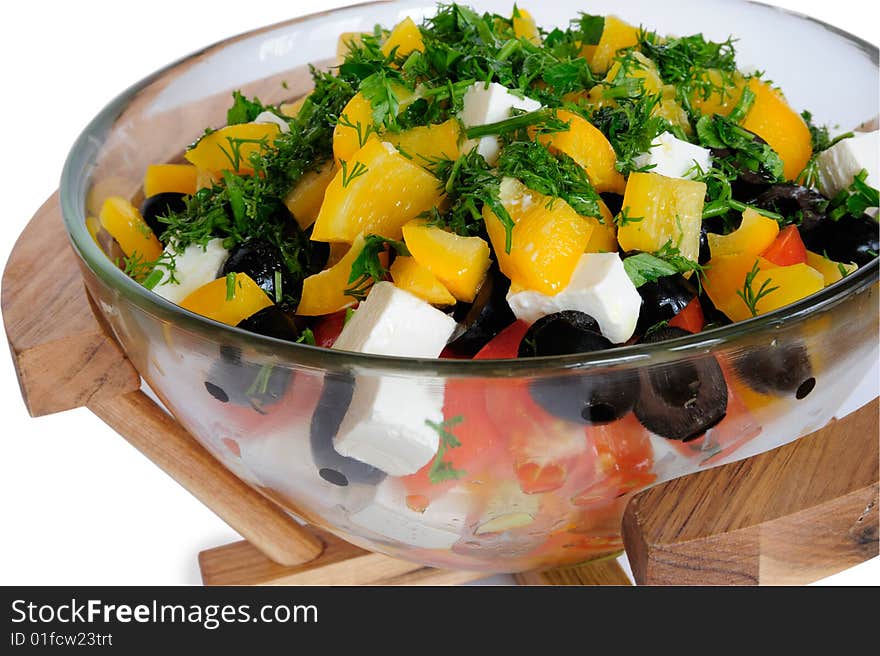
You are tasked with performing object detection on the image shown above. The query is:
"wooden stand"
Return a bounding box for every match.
[4,193,878,585]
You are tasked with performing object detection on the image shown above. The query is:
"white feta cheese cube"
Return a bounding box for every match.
[332,281,457,358]
[459,82,542,164]
[506,252,641,344]
[817,131,879,204]
[334,376,444,476]
[348,480,464,550]
[152,238,229,304]
[633,131,712,180]
[253,110,290,133]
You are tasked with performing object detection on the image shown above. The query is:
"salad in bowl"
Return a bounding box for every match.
[68,1,878,571]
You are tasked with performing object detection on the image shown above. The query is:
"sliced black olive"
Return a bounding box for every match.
[697,291,733,329]
[310,373,385,487]
[139,192,187,239]
[699,214,735,264]
[634,326,728,441]
[517,311,601,357]
[221,239,293,302]
[732,342,814,398]
[236,305,305,342]
[448,267,515,356]
[799,213,878,267]
[635,274,697,336]
[204,352,291,412]
[750,183,828,233]
[520,312,639,424]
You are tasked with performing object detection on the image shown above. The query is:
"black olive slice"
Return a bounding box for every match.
[635,274,697,336]
[309,374,385,487]
[221,239,291,301]
[203,356,292,412]
[520,311,639,424]
[634,326,728,441]
[799,213,878,267]
[448,266,515,356]
[749,183,828,235]
[732,342,814,398]
[139,192,187,239]
[236,305,305,342]
[517,311,602,358]
[600,192,624,217]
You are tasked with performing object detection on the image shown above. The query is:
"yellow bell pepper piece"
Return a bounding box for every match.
[297,235,369,316]
[618,172,705,264]
[805,251,857,287]
[387,119,461,162]
[707,208,779,259]
[512,8,541,44]
[143,164,197,198]
[589,16,641,75]
[99,196,163,263]
[284,161,339,230]
[401,220,492,303]
[381,17,425,58]
[312,139,443,243]
[390,256,457,306]
[179,273,273,326]
[184,123,280,173]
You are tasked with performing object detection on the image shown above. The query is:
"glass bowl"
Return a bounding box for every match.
[60,0,878,572]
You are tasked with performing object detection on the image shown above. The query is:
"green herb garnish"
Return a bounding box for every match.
[345,235,410,301]
[426,415,466,483]
[736,260,778,317]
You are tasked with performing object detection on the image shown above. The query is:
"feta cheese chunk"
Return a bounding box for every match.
[332,281,457,357]
[152,238,229,304]
[459,82,542,164]
[334,376,444,476]
[253,110,290,133]
[348,480,465,550]
[330,282,457,475]
[506,253,641,344]
[633,132,712,180]
[817,131,879,204]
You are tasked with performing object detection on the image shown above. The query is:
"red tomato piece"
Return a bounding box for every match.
[668,297,705,333]
[473,321,530,359]
[311,309,349,348]
[760,224,808,266]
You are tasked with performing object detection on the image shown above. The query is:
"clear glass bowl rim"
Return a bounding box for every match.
[59,0,880,378]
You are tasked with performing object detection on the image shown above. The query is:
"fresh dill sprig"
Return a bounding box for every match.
[340,159,369,187]
[426,415,466,484]
[345,235,410,301]
[736,260,778,317]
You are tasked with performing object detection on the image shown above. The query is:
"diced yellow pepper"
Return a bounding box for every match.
[184,123,280,173]
[584,200,618,253]
[143,164,198,198]
[513,8,541,44]
[99,196,163,263]
[689,69,746,117]
[749,263,824,316]
[707,208,779,258]
[740,78,813,181]
[535,109,625,194]
[381,17,425,58]
[297,235,369,316]
[333,87,415,162]
[589,16,641,75]
[284,161,339,230]
[179,273,273,326]
[387,119,461,162]
[312,139,443,243]
[390,256,457,306]
[805,251,858,286]
[617,172,705,263]
[401,220,492,303]
[483,178,594,295]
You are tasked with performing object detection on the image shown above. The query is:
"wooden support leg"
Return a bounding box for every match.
[622,400,879,585]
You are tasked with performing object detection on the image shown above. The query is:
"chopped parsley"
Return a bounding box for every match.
[345,235,410,301]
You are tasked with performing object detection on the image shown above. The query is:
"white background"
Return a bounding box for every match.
[0,0,877,586]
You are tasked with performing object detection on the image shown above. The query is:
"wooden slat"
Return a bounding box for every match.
[622,400,879,585]
[2,193,140,416]
[515,558,632,586]
[199,531,485,586]
[88,390,324,568]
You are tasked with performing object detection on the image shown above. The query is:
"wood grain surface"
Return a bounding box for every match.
[2,193,140,416]
[514,558,631,586]
[623,399,879,585]
[199,531,486,586]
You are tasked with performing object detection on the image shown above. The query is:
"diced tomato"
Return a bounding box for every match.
[668,297,705,333]
[760,224,808,266]
[572,413,655,505]
[401,377,509,500]
[473,321,530,359]
[311,309,349,348]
